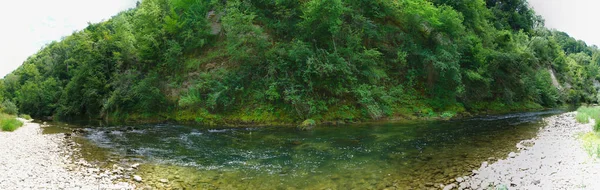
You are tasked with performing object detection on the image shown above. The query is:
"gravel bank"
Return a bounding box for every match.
[443,112,600,190]
[0,119,134,189]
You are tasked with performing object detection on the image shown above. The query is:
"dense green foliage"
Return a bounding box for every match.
[2,0,600,125]
[1,100,18,115]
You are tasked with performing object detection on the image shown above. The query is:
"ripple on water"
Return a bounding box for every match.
[67,110,564,189]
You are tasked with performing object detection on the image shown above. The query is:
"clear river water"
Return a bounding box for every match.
[43,110,564,189]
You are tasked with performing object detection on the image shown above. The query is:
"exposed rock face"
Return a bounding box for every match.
[443,112,600,190]
[548,68,562,90]
[0,120,134,189]
[207,10,224,35]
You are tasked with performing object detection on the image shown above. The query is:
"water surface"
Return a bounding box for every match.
[46,110,562,189]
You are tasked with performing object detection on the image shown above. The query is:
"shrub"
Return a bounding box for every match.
[576,112,590,124]
[19,114,32,120]
[298,119,316,130]
[582,132,600,157]
[441,111,456,119]
[577,106,600,124]
[0,114,23,132]
[1,100,18,115]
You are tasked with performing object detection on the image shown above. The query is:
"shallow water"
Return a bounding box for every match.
[45,110,563,189]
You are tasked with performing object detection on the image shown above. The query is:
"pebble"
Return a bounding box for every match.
[443,183,456,190]
[455,112,600,190]
[133,175,143,182]
[0,119,135,189]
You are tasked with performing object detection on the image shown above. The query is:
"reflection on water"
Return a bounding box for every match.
[45,110,562,189]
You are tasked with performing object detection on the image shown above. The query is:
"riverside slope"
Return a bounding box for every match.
[0,119,134,189]
[445,112,600,190]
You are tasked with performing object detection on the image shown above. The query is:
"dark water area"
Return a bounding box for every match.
[43,110,564,189]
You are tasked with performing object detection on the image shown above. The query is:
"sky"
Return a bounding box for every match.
[0,0,138,78]
[528,0,600,47]
[0,0,599,78]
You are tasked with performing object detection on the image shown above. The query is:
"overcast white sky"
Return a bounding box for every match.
[0,0,598,78]
[0,0,137,78]
[528,0,600,46]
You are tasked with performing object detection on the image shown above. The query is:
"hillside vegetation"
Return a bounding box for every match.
[1,0,600,125]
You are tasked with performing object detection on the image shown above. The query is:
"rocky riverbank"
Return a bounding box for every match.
[0,119,135,189]
[442,112,600,190]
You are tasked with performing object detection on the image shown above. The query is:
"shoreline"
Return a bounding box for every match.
[53,107,560,128]
[0,119,135,189]
[441,112,600,190]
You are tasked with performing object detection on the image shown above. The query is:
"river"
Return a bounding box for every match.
[43,110,563,189]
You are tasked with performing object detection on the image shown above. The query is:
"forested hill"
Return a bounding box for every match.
[1,0,599,125]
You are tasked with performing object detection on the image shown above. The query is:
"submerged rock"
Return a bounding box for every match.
[133,175,143,182]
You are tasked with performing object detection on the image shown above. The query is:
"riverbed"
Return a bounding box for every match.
[44,110,563,189]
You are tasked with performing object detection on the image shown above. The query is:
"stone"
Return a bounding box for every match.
[160,178,169,183]
[509,152,517,158]
[481,162,489,168]
[470,182,479,189]
[456,177,464,183]
[0,117,134,189]
[443,184,456,190]
[133,175,143,182]
[132,163,141,169]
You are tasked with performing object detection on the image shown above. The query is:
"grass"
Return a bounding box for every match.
[578,106,600,157]
[576,106,600,125]
[576,106,600,131]
[0,114,23,132]
[19,114,32,120]
[582,132,600,158]
[576,112,590,124]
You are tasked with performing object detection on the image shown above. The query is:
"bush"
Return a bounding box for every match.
[1,100,18,115]
[577,106,600,124]
[576,112,590,124]
[19,114,32,120]
[441,111,456,119]
[0,114,23,132]
[582,132,600,157]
